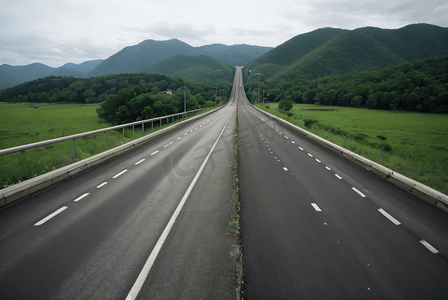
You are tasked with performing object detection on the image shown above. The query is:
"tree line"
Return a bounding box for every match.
[0,73,232,125]
[252,54,448,113]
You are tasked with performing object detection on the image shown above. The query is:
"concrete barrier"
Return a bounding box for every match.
[251,104,448,213]
[0,107,223,208]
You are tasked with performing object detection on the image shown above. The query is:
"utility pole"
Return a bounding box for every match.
[184,87,186,112]
[255,73,264,104]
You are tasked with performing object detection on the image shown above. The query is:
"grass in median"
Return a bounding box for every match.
[256,103,448,195]
[0,103,212,188]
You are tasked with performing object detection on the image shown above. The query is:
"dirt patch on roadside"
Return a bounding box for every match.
[296,109,339,112]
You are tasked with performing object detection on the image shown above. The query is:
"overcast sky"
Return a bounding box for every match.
[1,0,447,68]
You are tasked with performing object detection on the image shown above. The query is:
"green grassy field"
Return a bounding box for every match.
[256,103,448,195]
[0,103,108,149]
[0,103,210,188]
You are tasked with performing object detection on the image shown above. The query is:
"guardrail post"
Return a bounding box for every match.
[123,127,125,143]
[105,132,107,149]
[142,123,144,134]
[160,119,162,127]
[73,139,76,160]
[152,121,153,130]
[132,125,134,138]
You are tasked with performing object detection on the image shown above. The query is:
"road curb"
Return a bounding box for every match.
[0,107,224,209]
[250,104,448,213]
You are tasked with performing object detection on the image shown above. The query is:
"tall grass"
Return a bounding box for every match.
[256,103,448,195]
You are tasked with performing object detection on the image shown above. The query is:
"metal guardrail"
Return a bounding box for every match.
[0,108,206,156]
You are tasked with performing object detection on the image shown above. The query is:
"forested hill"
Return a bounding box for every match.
[89,39,272,77]
[139,54,234,84]
[244,24,448,87]
[257,54,448,113]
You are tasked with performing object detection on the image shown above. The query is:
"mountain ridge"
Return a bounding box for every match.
[244,23,448,89]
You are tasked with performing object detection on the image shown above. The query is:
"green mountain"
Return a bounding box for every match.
[89,39,272,77]
[0,59,104,89]
[139,54,234,84]
[89,39,196,77]
[198,44,273,67]
[244,24,448,90]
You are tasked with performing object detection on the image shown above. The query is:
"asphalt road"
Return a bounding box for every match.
[2,66,448,300]
[238,90,448,299]
[0,75,240,299]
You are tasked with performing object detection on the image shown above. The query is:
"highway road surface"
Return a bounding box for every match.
[1,66,448,300]
[0,72,242,299]
[237,76,448,299]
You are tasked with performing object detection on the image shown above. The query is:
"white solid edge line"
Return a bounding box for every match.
[135,159,145,165]
[150,150,159,156]
[74,193,90,202]
[420,240,439,254]
[113,169,128,179]
[311,203,322,212]
[125,113,233,300]
[378,208,401,225]
[352,187,366,197]
[34,206,68,226]
[97,182,107,188]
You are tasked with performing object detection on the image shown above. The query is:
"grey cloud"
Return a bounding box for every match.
[122,22,217,42]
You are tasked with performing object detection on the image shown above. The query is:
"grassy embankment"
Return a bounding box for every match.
[256,103,448,196]
[0,103,212,188]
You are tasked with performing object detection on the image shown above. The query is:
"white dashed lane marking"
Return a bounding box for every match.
[352,187,366,198]
[311,203,322,212]
[135,159,145,165]
[164,142,173,148]
[34,206,68,226]
[74,193,89,202]
[150,150,159,155]
[420,240,439,254]
[113,170,128,179]
[335,174,343,179]
[97,182,108,188]
[378,208,401,225]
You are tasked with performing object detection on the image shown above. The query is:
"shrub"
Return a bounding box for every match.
[287,112,294,117]
[304,119,318,128]
[278,100,293,111]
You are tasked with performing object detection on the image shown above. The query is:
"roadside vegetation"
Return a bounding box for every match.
[0,103,214,188]
[256,103,448,195]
